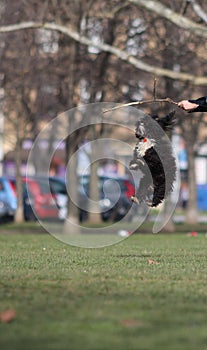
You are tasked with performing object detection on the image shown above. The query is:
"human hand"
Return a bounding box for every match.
[178,100,199,112]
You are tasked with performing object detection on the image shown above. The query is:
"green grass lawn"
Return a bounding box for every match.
[1,232,207,350]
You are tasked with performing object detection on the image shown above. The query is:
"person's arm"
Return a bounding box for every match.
[178,96,207,112]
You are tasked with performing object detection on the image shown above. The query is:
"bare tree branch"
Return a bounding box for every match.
[0,21,42,32]
[1,21,207,85]
[129,0,207,38]
[190,0,207,24]
[94,1,129,18]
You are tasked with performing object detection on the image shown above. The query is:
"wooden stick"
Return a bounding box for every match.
[103,98,178,114]
[153,76,157,100]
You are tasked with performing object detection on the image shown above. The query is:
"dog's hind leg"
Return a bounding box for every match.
[131,174,153,205]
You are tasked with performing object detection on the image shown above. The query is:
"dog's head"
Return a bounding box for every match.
[135,121,146,140]
[135,110,176,140]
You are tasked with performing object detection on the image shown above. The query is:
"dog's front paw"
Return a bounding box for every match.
[129,161,139,170]
[129,159,145,170]
[131,196,139,204]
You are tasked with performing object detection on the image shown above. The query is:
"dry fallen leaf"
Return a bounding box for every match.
[148,259,159,265]
[120,319,144,328]
[0,309,16,323]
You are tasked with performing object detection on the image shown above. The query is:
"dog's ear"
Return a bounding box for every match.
[151,114,159,122]
[135,122,146,139]
[158,110,176,130]
[165,110,176,121]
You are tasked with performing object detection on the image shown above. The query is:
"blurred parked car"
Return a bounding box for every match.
[0,177,17,222]
[48,176,68,220]
[8,174,135,222]
[9,177,58,221]
[99,175,135,221]
[48,176,86,221]
[49,174,135,222]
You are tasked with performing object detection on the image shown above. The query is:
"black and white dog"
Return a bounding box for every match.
[129,111,177,207]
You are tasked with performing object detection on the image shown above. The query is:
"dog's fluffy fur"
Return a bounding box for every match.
[129,111,177,207]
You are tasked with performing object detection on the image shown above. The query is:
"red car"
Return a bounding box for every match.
[9,177,59,221]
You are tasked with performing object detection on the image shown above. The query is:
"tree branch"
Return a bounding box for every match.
[93,1,129,18]
[1,21,207,85]
[129,0,207,38]
[190,0,207,24]
[0,21,42,32]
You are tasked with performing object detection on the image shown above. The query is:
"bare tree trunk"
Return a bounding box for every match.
[63,21,80,232]
[88,155,101,224]
[14,136,24,223]
[86,20,115,224]
[160,40,176,232]
[63,135,80,234]
[185,142,198,224]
